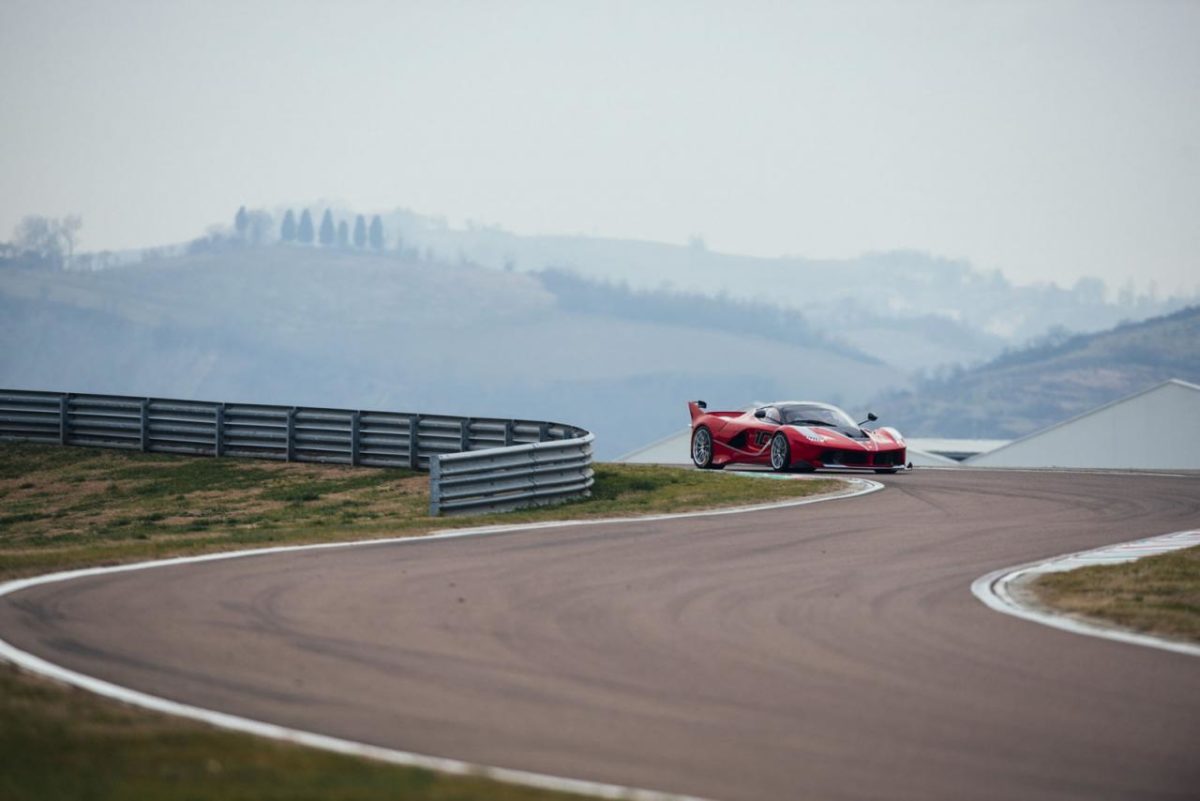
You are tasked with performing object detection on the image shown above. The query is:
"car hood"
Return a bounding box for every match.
[787,425,905,449]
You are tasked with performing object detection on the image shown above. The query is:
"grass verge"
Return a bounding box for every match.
[0,441,841,581]
[0,441,845,801]
[0,663,593,801]
[1029,545,1200,643]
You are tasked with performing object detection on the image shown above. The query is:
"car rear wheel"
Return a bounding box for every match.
[770,432,790,472]
[875,468,900,474]
[692,426,716,469]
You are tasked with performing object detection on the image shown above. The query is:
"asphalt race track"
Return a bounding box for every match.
[2,470,1198,801]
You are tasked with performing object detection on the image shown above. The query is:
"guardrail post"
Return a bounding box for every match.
[59,394,70,445]
[286,407,297,462]
[214,404,225,457]
[504,420,514,447]
[139,399,149,452]
[350,411,361,466]
[428,455,442,516]
[538,422,550,442]
[408,414,421,469]
[460,418,472,452]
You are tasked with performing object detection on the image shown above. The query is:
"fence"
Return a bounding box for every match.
[0,389,594,516]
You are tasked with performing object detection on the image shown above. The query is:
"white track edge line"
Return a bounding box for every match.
[970,530,1200,658]
[0,476,883,801]
[0,477,882,595]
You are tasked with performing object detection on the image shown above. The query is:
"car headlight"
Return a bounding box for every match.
[798,427,829,443]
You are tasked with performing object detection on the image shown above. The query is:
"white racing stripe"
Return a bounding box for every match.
[971,530,1200,657]
[0,476,883,801]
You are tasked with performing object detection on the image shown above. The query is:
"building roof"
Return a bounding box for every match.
[966,379,1200,469]
[905,438,1010,461]
[617,428,693,465]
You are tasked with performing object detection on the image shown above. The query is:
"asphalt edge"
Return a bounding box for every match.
[0,475,884,801]
[970,529,1200,658]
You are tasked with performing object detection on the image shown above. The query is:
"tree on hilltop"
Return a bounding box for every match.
[59,215,82,266]
[281,210,297,242]
[298,209,314,244]
[353,215,366,248]
[11,215,82,269]
[243,210,274,245]
[234,206,248,239]
[319,210,335,246]
[368,215,384,250]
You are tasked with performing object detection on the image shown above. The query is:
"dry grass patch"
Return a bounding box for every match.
[0,441,845,582]
[1030,545,1200,643]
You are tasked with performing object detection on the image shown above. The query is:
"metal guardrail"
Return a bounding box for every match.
[0,389,594,516]
[430,433,595,515]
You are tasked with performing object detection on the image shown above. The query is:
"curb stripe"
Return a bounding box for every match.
[971,530,1200,658]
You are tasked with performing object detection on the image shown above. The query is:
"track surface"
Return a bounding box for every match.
[2,470,1199,801]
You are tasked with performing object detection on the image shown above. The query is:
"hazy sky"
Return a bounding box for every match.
[2,0,1197,291]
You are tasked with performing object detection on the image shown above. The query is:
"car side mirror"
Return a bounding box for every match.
[867,412,878,422]
[754,409,767,419]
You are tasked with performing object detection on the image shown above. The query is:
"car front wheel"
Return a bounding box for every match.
[770,432,791,472]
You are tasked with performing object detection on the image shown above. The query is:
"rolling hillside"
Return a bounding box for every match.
[384,209,1196,370]
[879,305,1200,437]
[0,246,903,457]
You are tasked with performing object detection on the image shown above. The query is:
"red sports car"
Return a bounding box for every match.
[688,400,908,473]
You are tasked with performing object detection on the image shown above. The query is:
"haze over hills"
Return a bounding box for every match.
[89,205,1194,373]
[5,205,1198,454]
[879,305,1200,438]
[381,208,1196,371]
[0,245,902,458]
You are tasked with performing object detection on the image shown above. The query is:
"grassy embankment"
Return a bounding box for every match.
[0,441,842,801]
[0,441,842,581]
[1030,546,1200,644]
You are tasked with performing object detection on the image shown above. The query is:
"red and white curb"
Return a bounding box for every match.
[971,529,1200,657]
[0,476,882,801]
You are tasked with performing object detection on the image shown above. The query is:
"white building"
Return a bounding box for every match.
[966,379,1200,470]
[618,428,693,466]
[906,438,1010,462]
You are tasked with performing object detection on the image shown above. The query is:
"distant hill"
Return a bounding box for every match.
[534,269,879,365]
[382,208,1197,371]
[0,246,903,458]
[879,306,1200,437]
[29,204,1197,377]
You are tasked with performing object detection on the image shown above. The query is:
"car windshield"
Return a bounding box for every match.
[778,403,858,429]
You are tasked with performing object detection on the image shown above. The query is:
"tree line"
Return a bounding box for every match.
[535,268,880,364]
[273,208,385,250]
[186,206,395,256]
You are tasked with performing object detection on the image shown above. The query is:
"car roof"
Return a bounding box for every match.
[761,400,841,409]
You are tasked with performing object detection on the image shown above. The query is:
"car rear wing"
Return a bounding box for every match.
[689,400,747,424]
